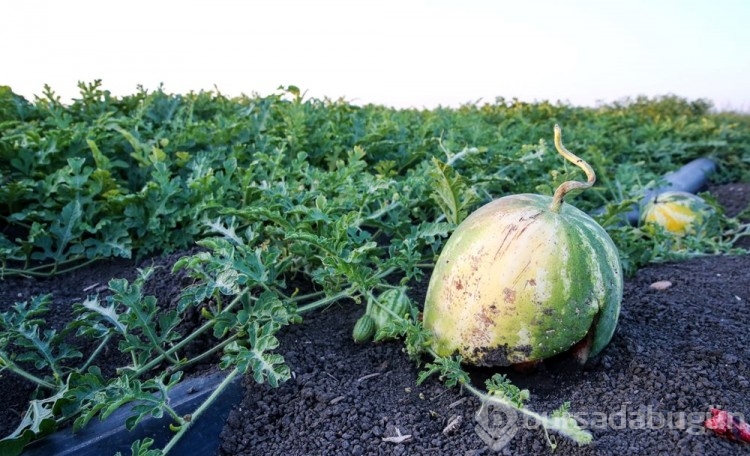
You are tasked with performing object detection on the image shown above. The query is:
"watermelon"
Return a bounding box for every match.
[368,288,411,341]
[640,191,714,236]
[423,125,623,367]
[352,314,376,343]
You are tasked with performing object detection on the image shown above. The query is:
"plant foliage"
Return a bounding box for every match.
[1,83,750,454]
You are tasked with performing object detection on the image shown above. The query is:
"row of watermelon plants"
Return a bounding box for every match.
[2,82,749,276]
[1,82,749,454]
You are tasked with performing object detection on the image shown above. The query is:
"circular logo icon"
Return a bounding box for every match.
[474,402,519,451]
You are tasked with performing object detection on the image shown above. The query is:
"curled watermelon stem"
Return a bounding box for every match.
[550,124,597,213]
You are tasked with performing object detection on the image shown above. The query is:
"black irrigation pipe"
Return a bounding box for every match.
[23,372,243,456]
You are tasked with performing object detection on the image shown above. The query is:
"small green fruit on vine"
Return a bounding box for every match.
[368,288,411,332]
[352,288,412,343]
[352,314,377,343]
[423,125,623,367]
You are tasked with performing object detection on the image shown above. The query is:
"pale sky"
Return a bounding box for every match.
[4,0,750,111]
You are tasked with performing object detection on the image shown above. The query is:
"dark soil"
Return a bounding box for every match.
[1,183,749,456]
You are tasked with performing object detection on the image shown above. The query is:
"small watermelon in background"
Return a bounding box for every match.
[640,190,716,236]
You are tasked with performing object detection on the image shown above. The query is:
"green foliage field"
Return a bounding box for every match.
[2,82,749,277]
[1,81,749,454]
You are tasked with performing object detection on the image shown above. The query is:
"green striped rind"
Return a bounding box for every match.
[352,314,377,343]
[369,288,410,330]
[561,201,623,358]
[366,288,412,341]
[423,194,623,366]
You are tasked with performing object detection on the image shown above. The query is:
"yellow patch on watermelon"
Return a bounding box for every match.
[640,191,712,236]
[643,202,700,235]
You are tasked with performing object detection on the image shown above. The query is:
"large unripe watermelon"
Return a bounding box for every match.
[423,126,623,367]
[640,191,714,236]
